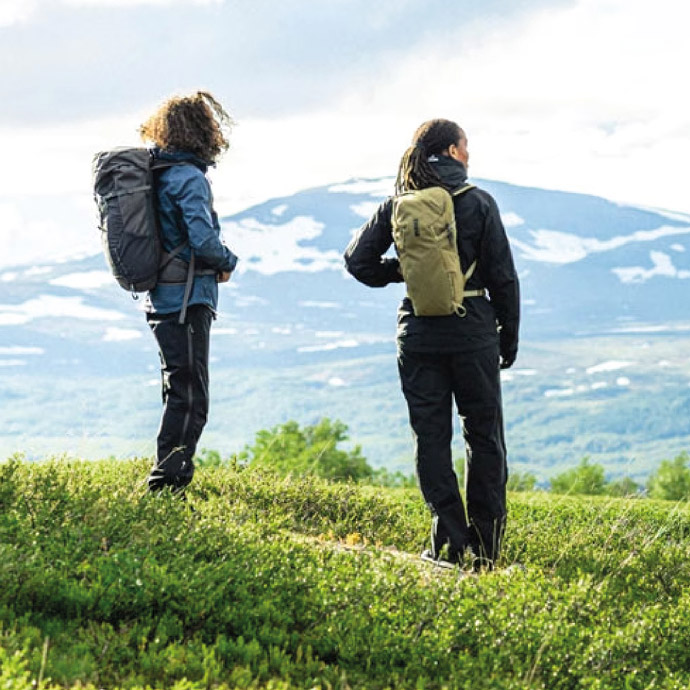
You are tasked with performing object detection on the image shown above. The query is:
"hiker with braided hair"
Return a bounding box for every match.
[344,119,519,570]
[140,91,238,495]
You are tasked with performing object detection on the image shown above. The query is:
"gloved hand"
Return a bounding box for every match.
[499,322,518,370]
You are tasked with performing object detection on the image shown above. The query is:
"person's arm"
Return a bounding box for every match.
[344,198,404,287]
[478,193,520,368]
[176,172,238,274]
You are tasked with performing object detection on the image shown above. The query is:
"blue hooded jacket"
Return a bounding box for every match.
[146,147,238,315]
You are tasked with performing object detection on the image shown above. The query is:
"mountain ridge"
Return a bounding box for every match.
[1,176,690,477]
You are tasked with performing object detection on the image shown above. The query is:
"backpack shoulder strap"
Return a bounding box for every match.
[451,183,476,197]
[451,184,481,292]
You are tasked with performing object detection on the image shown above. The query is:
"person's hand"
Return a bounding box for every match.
[500,353,516,370]
[217,271,232,283]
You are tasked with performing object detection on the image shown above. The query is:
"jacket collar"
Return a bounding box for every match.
[151,146,210,173]
[429,154,468,190]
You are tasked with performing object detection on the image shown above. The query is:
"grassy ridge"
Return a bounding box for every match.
[1,457,690,689]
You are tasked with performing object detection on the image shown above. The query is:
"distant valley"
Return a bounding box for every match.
[2,177,690,482]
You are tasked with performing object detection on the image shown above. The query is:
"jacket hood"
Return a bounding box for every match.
[151,146,210,172]
[429,155,468,190]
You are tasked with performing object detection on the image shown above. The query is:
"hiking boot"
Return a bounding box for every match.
[471,556,495,573]
[420,548,459,570]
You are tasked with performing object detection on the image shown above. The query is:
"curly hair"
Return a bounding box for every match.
[139,91,234,163]
[395,119,463,194]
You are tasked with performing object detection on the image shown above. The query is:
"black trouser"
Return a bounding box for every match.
[146,305,213,492]
[397,344,507,562]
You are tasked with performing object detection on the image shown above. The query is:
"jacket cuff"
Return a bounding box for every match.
[384,258,404,284]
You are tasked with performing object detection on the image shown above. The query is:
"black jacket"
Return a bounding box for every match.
[344,157,520,361]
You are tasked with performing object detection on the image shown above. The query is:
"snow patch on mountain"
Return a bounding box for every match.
[586,360,634,374]
[350,201,381,219]
[612,251,690,284]
[0,346,43,355]
[50,270,113,289]
[24,266,53,276]
[103,327,143,342]
[501,212,525,228]
[0,295,125,325]
[223,216,341,275]
[513,225,690,264]
[328,179,394,196]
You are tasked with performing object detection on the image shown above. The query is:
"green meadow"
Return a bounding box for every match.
[1,456,689,689]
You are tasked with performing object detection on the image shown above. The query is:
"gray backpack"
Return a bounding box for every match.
[93,147,214,322]
[92,147,173,292]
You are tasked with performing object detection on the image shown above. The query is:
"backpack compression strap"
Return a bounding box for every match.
[451,185,487,301]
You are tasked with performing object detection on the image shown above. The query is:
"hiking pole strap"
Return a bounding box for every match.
[178,249,195,325]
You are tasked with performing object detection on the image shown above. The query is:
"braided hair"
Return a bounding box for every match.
[395,119,463,194]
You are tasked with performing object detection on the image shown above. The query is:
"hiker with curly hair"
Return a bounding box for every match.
[140,91,238,494]
[344,119,519,570]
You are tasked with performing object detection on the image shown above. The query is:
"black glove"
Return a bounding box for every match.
[499,322,518,370]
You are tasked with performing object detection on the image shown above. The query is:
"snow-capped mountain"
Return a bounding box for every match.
[2,177,690,478]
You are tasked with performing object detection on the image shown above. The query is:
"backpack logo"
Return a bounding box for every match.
[392,184,482,317]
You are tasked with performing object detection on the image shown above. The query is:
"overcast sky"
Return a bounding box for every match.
[1,0,689,267]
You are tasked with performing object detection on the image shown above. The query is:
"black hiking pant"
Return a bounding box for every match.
[397,344,507,563]
[146,305,213,492]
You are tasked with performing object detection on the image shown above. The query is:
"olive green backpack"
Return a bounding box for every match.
[391,184,485,316]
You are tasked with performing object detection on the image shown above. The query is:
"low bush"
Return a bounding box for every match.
[0,457,689,689]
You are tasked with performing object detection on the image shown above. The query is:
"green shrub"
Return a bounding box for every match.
[605,475,641,497]
[507,470,538,492]
[550,457,607,495]
[1,456,690,689]
[240,418,373,482]
[647,451,690,501]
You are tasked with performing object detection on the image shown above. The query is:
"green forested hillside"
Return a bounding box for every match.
[1,457,690,689]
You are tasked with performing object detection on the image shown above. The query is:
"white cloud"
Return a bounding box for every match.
[327,0,690,215]
[64,0,221,4]
[2,0,690,271]
[0,0,37,27]
[6,0,222,19]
